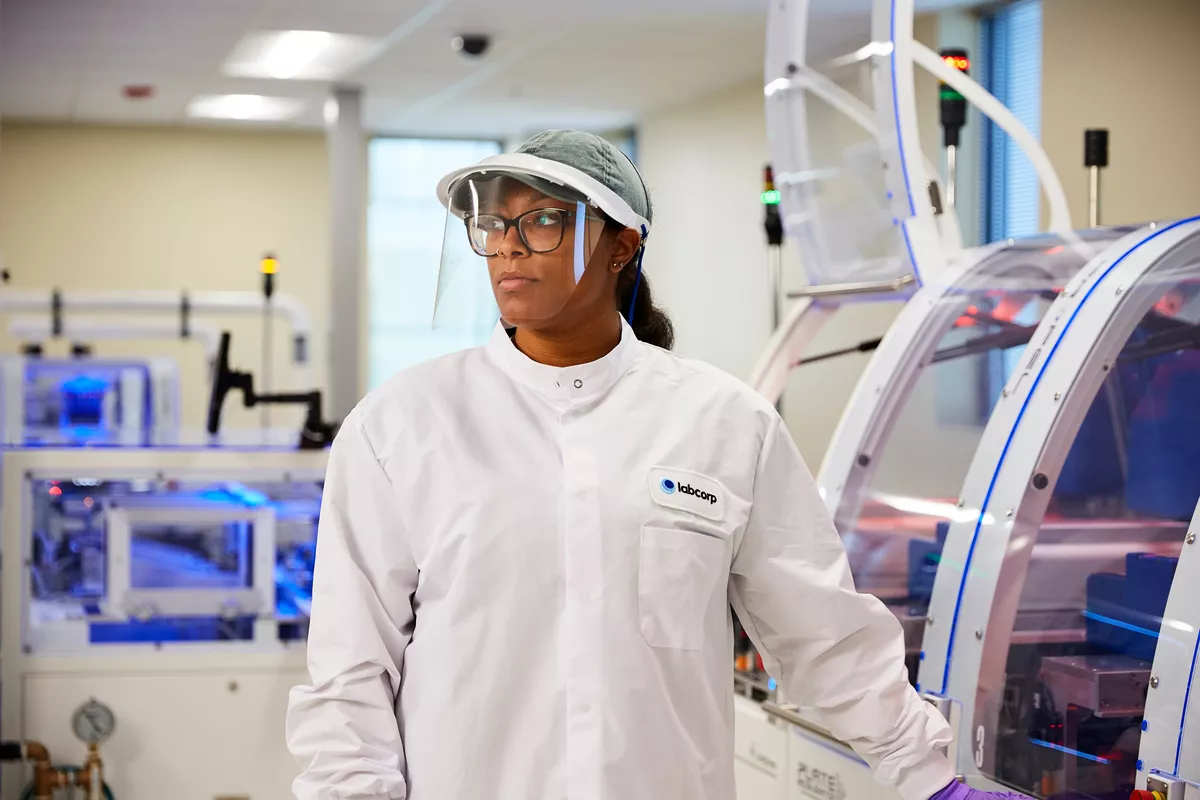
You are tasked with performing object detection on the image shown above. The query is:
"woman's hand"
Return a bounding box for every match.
[929,780,1033,800]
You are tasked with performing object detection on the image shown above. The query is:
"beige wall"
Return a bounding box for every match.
[1041,0,1200,228]
[636,80,902,466]
[0,123,331,433]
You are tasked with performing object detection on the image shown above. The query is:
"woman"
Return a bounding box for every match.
[286,130,1027,800]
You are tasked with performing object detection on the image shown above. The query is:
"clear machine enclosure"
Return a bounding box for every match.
[971,264,1200,798]
[830,229,1133,684]
[765,3,927,286]
[840,272,1058,668]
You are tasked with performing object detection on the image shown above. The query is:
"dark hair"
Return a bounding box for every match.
[615,252,674,350]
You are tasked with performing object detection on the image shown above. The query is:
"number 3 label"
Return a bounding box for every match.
[974,725,985,768]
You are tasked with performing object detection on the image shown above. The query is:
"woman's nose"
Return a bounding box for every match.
[495,223,527,258]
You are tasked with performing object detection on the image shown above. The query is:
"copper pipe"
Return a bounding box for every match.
[77,743,106,800]
[15,739,107,800]
[22,739,58,800]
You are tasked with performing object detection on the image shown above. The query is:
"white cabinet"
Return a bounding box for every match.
[734,695,789,800]
[785,722,903,800]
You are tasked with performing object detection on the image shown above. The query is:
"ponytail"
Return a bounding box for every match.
[616,257,674,350]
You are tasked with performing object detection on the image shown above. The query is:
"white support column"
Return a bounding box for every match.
[327,86,365,418]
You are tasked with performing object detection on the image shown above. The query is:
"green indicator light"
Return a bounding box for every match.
[761,189,781,205]
[940,88,964,101]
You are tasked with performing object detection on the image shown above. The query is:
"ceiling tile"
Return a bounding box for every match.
[0,71,77,119]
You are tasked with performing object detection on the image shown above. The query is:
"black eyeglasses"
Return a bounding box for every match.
[464,207,601,257]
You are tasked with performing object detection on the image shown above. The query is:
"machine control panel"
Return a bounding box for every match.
[1131,774,1186,799]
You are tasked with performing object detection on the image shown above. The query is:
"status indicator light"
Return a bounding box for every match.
[938,48,970,149]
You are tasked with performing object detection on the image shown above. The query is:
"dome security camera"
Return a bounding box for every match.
[451,34,491,57]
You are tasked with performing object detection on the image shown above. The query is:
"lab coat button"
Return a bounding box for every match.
[573,379,583,389]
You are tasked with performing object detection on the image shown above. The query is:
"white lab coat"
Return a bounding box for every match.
[286,318,955,800]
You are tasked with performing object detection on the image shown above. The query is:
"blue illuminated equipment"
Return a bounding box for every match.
[60,375,109,426]
[3,356,180,446]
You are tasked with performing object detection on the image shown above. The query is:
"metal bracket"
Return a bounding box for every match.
[922,691,961,765]
[1147,775,1184,799]
[787,274,917,299]
[180,291,191,339]
[51,289,63,338]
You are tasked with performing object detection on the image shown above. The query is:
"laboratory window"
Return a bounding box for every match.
[367,137,502,389]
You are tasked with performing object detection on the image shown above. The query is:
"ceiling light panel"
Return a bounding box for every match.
[223,30,380,81]
[186,94,305,121]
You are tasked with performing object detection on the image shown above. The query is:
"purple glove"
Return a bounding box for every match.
[929,780,1033,800]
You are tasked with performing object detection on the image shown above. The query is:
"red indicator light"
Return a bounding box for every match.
[943,55,970,71]
[48,486,62,497]
[1154,290,1185,317]
[954,307,979,328]
[992,298,1023,323]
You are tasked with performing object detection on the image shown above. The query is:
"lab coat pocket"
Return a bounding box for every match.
[638,526,727,651]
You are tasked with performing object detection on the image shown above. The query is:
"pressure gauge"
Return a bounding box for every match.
[71,699,116,745]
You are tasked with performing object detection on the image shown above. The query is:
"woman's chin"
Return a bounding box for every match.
[496,299,565,328]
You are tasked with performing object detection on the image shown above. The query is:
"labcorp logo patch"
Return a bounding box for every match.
[648,467,726,522]
[668,481,717,505]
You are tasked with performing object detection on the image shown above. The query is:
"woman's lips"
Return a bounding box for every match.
[497,275,536,291]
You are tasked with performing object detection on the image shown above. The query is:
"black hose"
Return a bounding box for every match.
[793,337,884,367]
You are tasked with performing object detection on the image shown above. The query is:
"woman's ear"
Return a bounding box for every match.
[609,227,642,274]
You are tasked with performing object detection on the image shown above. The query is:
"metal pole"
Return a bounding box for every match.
[1088,165,1101,228]
[261,300,272,431]
[768,244,783,416]
[945,144,958,209]
[327,87,365,419]
[1084,129,1108,229]
[768,246,781,332]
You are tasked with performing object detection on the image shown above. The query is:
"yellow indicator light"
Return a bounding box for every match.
[261,255,278,275]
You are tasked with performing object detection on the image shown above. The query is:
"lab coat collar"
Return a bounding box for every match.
[485,317,642,403]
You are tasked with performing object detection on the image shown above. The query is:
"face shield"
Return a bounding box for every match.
[434,153,651,331]
[434,171,610,329]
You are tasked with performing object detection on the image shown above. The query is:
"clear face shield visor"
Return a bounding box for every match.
[434,172,609,329]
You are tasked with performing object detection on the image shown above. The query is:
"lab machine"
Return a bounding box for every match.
[923,218,1200,798]
[737,228,1141,800]
[734,0,1186,797]
[0,355,181,446]
[821,229,1132,679]
[0,276,320,448]
[0,446,326,800]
